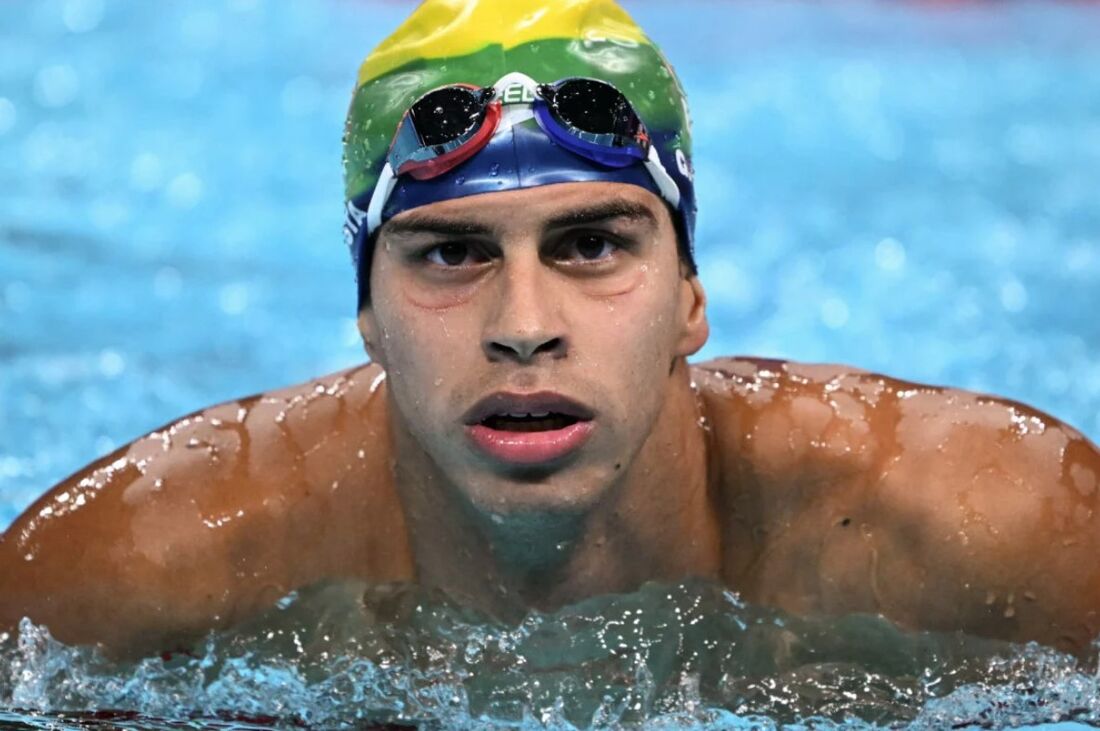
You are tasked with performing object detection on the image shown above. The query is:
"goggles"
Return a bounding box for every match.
[359,72,682,237]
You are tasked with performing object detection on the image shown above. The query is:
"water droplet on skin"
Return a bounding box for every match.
[434,378,443,387]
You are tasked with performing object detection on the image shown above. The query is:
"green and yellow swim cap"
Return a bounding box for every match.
[343,0,697,303]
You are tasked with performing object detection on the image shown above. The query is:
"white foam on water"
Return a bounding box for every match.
[2,580,1098,730]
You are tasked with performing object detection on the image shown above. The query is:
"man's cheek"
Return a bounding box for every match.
[587,301,672,363]
[381,338,433,403]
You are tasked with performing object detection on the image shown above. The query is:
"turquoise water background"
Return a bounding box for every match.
[3,0,1100,531]
[2,0,1100,728]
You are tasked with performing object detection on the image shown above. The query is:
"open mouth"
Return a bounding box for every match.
[481,411,581,433]
[463,392,596,466]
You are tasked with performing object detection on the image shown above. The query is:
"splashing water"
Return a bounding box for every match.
[2,579,1099,730]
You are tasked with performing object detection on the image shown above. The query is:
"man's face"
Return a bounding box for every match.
[359,181,708,517]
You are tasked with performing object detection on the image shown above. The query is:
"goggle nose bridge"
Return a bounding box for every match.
[490,71,543,105]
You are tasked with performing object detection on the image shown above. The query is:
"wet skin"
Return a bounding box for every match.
[2,182,1100,659]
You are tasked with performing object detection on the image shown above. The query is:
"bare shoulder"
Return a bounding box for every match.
[690,356,880,480]
[0,363,412,654]
[690,356,1100,652]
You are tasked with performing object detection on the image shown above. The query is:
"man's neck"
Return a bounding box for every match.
[388,360,722,619]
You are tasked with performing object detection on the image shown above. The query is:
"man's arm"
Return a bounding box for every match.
[0,363,413,657]
[696,357,1100,654]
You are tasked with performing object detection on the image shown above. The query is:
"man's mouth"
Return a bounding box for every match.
[480,412,581,432]
[463,392,595,466]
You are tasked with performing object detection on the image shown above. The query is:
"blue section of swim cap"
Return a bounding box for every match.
[379,118,695,261]
[650,128,697,263]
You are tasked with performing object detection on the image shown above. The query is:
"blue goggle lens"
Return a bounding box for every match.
[539,79,642,141]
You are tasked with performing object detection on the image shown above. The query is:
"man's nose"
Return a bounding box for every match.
[482,256,567,364]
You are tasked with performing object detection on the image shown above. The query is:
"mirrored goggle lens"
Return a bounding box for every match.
[550,79,640,139]
[408,87,489,147]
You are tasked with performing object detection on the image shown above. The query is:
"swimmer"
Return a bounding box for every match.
[3,0,1100,660]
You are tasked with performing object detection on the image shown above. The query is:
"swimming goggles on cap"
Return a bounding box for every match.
[362,72,682,235]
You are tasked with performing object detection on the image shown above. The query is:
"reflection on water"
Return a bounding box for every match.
[2,579,1097,729]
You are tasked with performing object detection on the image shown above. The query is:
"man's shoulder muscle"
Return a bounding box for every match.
[690,356,1100,652]
[0,363,412,652]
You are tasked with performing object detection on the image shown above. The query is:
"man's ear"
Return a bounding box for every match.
[674,275,709,357]
[357,308,385,366]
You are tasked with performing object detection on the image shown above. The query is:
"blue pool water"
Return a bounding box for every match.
[2,0,1100,728]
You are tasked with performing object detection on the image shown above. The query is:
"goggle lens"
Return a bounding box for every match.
[548,79,640,139]
[408,87,489,147]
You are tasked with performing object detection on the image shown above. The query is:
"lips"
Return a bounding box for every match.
[463,391,595,466]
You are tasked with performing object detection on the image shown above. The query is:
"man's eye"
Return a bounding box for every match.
[424,242,478,267]
[559,234,618,262]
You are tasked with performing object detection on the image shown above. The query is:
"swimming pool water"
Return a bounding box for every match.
[4,579,1100,730]
[2,0,1099,530]
[2,0,1100,728]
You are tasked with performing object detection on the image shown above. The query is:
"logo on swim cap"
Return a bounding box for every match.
[500,83,537,105]
[676,149,694,181]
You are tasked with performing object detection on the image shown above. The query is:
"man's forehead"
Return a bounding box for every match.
[382,182,667,238]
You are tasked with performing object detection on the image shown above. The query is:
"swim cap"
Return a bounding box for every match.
[343,0,697,304]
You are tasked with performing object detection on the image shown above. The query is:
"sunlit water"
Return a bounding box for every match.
[3,0,1100,728]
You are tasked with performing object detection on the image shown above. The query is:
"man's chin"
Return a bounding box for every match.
[456,462,618,518]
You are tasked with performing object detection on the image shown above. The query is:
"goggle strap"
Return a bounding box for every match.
[367,162,398,235]
[644,146,682,209]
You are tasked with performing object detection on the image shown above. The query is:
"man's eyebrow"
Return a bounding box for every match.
[381,197,659,239]
[543,199,659,230]
[382,215,494,239]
